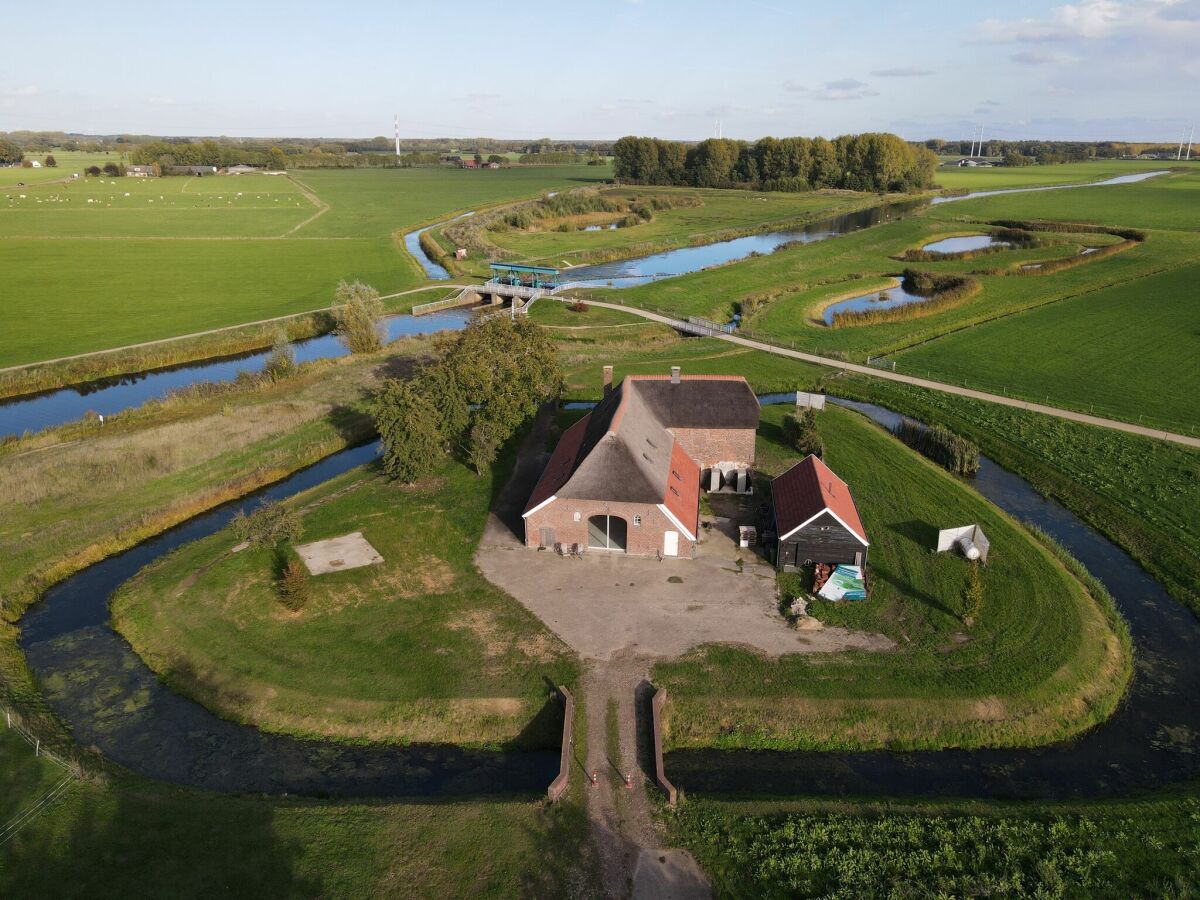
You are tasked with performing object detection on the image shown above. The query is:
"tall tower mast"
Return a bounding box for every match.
[394,114,400,157]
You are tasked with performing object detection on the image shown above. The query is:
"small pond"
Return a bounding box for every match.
[821,282,925,325]
[921,234,1008,253]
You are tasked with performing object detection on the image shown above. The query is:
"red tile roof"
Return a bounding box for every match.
[663,439,700,539]
[773,455,868,545]
[524,413,590,514]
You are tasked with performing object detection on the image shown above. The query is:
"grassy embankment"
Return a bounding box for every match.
[0,165,605,368]
[112,451,578,747]
[654,404,1130,752]
[480,186,881,267]
[0,285,459,404]
[670,794,1200,898]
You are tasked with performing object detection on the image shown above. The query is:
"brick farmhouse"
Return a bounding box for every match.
[522,369,760,558]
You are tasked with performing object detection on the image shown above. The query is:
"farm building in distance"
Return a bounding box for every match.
[523,369,760,558]
[772,455,869,570]
[126,165,156,177]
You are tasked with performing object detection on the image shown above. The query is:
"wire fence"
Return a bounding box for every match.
[0,705,79,847]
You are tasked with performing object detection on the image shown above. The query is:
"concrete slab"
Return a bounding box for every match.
[295,531,383,576]
[477,514,890,661]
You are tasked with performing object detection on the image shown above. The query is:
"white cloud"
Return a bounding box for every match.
[869,66,935,77]
[785,78,879,101]
[1010,49,1078,64]
[1,84,39,97]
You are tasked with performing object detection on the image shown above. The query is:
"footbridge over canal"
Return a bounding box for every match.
[412,262,563,317]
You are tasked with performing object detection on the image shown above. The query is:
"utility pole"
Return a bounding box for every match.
[394,114,400,157]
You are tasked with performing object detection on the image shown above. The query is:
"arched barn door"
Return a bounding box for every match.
[587,515,628,552]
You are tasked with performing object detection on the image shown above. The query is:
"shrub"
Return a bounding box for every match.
[277,555,311,611]
[262,327,295,380]
[570,299,589,312]
[333,280,386,354]
[893,418,980,476]
[782,409,824,457]
[231,501,304,548]
[229,504,302,547]
[102,162,121,176]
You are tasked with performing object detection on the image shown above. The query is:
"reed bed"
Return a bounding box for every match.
[829,270,980,328]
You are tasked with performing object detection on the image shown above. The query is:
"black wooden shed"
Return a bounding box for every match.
[772,455,869,570]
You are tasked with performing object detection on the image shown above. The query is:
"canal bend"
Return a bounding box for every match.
[16,396,1200,800]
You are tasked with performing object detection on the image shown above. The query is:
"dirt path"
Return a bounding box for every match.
[572,299,1200,448]
[584,655,710,900]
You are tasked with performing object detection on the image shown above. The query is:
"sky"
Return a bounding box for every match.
[1,0,1197,142]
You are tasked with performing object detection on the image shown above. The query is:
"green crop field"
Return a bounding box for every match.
[932,158,1196,191]
[0,165,607,368]
[654,404,1129,752]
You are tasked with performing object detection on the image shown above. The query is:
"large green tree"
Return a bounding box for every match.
[0,139,25,165]
[372,378,444,483]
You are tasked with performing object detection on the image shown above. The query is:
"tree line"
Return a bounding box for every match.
[612,133,937,193]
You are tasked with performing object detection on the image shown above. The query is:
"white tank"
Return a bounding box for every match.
[957,536,981,561]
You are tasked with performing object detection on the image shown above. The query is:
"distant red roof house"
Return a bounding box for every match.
[522,370,759,558]
[772,455,869,570]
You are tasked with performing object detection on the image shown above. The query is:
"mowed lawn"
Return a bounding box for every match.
[899,255,1200,432]
[0,165,607,367]
[111,453,578,748]
[655,404,1129,752]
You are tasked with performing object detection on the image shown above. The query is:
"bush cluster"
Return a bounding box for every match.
[230,501,304,548]
[333,280,386,354]
[893,418,980,476]
[782,409,824,458]
[372,315,563,481]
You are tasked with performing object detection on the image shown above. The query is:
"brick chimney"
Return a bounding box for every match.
[670,366,681,385]
[602,365,613,396]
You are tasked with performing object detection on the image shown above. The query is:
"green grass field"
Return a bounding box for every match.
[897,262,1200,433]
[0,150,127,186]
[932,158,1197,191]
[111,451,577,747]
[0,165,607,367]
[654,404,1129,752]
